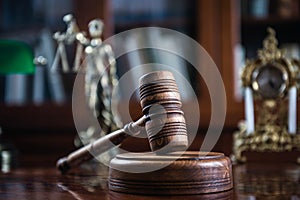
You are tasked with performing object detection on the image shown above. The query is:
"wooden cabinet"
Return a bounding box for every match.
[197,0,243,127]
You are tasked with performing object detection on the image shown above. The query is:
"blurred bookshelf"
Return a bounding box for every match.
[0,0,72,105]
[0,0,105,134]
[1,0,300,162]
[240,0,300,59]
[0,0,240,132]
[110,0,199,101]
[0,0,198,104]
[112,0,197,36]
[6,0,299,134]
[0,0,202,130]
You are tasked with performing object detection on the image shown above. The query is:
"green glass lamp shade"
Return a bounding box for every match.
[0,40,34,74]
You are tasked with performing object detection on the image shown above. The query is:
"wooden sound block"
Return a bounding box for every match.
[109,151,233,195]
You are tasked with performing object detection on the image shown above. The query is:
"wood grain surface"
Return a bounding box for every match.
[109,151,233,195]
[1,161,300,199]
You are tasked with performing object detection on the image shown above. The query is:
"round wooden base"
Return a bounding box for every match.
[109,151,233,195]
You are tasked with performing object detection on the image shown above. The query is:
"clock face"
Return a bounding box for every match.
[252,64,287,99]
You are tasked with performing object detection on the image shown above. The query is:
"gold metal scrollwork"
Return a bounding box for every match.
[232,28,300,163]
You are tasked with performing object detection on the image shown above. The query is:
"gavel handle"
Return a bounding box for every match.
[56,116,146,173]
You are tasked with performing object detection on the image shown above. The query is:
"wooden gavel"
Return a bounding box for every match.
[56,71,188,173]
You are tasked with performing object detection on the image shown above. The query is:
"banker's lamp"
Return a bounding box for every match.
[0,40,35,74]
[0,39,35,172]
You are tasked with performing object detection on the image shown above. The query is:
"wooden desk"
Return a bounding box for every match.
[1,162,300,199]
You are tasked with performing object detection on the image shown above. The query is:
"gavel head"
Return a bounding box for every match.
[139,71,188,152]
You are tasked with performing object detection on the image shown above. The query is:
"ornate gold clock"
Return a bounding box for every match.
[232,28,300,163]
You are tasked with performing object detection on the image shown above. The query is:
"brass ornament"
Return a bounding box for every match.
[52,14,122,152]
[232,28,300,163]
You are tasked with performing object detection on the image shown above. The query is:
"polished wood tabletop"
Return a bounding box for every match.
[1,161,300,200]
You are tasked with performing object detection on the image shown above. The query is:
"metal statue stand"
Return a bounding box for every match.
[81,18,122,146]
[51,14,87,72]
[51,15,122,160]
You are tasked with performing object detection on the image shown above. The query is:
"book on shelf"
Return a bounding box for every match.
[33,29,49,105]
[112,0,196,35]
[251,0,270,18]
[276,0,299,18]
[145,28,194,100]
[241,0,270,18]
[233,44,246,102]
[117,28,194,101]
[118,31,146,99]
[4,74,28,105]
[37,28,67,104]
[242,0,300,18]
